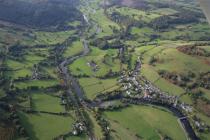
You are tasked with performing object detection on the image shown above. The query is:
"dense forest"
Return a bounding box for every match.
[0,0,83,30]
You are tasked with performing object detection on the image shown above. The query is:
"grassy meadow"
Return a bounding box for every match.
[18,112,74,140]
[31,93,64,113]
[63,40,83,58]
[69,47,123,77]
[104,105,186,140]
[79,77,119,100]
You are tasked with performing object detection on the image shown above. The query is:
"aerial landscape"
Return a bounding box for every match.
[0,0,210,140]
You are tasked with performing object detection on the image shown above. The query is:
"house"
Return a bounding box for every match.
[126,91,131,95]
[72,130,78,136]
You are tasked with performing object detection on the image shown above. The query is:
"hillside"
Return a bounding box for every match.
[0,0,82,29]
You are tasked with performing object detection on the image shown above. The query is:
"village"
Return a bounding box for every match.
[116,58,208,135]
[66,55,208,139]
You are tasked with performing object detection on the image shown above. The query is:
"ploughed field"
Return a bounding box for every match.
[0,0,210,140]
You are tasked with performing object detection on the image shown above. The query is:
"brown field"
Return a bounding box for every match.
[196,99,210,117]
[0,126,15,140]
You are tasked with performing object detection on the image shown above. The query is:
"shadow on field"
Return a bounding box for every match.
[18,112,39,140]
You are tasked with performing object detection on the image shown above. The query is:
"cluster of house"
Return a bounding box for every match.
[194,120,208,132]
[180,103,193,113]
[118,67,210,133]
[119,73,143,96]
[119,71,179,104]
[118,57,143,95]
[87,60,99,72]
[118,58,195,114]
[72,122,86,136]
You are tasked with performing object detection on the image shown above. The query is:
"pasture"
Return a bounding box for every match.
[31,93,64,113]
[79,77,118,100]
[104,105,186,140]
[18,112,74,140]
[108,6,160,22]
[69,47,122,77]
[90,8,120,37]
[63,40,83,57]
[14,80,59,89]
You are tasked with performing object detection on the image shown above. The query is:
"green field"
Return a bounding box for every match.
[14,80,59,89]
[31,93,64,113]
[141,64,186,96]
[79,77,118,100]
[18,112,74,140]
[65,134,87,140]
[42,67,59,79]
[134,44,210,98]
[5,48,49,79]
[63,40,83,57]
[24,54,46,63]
[6,59,26,69]
[108,6,160,22]
[69,47,123,77]
[5,59,32,79]
[89,7,120,37]
[151,8,178,16]
[7,68,32,79]
[34,30,75,45]
[68,20,81,27]
[0,89,5,98]
[87,111,103,139]
[0,26,34,46]
[0,26,75,46]
[104,105,186,140]
[130,27,154,42]
[153,48,210,75]
[131,27,154,36]
[160,24,210,41]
